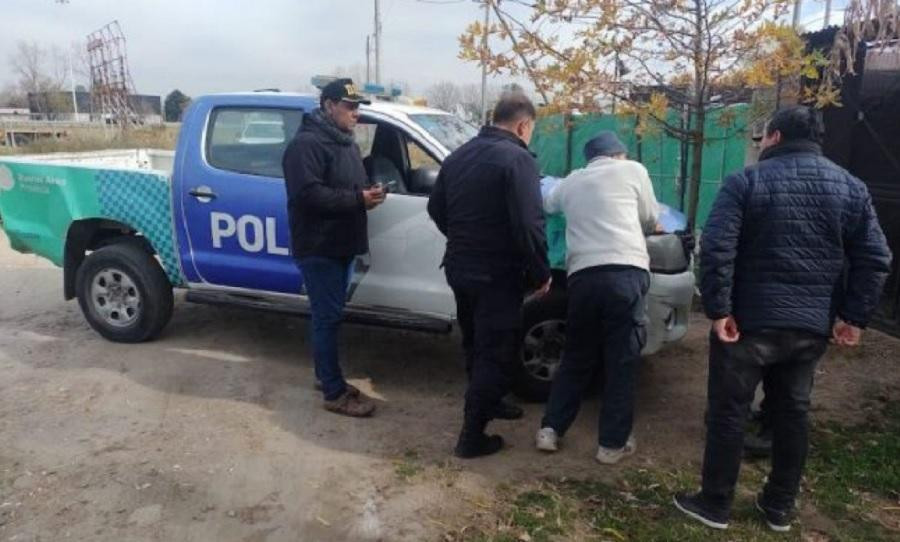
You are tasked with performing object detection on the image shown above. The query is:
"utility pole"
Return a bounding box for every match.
[792,0,802,29]
[69,48,79,121]
[480,0,490,125]
[374,0,382,85]
[57,0,79,121]
[824,0,832,27]
[366,35,371,84]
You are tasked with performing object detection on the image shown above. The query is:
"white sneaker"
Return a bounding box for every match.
[535,427,559,452]
[595,436,637,464]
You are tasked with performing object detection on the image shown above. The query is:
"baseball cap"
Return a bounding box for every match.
[583,131,627,161]
[320,78,371,105]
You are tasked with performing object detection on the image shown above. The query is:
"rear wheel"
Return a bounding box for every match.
[75,241,173,342]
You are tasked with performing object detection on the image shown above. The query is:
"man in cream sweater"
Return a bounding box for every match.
[536,131,660,464]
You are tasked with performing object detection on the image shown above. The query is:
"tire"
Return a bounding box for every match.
[75,240,174,343]
[512,289,568,402]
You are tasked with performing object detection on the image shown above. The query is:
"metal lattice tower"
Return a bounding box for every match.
[86,21,141,128]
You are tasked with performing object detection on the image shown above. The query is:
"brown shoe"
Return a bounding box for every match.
[314,381,360,397]
[324,390,375,417]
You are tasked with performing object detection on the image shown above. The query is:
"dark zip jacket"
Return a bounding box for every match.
[427,126,550,287]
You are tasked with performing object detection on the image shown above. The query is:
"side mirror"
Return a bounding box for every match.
[409,166,439,195]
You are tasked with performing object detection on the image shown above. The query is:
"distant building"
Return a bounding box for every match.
[26,91,163,124]
[0,108,31,122]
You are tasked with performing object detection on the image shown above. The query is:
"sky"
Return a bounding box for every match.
[1,0,848,100]
[0,0,495,98]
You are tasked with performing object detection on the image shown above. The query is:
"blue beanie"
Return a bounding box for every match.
[583,131,627,161]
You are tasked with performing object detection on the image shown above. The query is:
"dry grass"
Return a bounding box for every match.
[450,403,900,542]
[0,124,179,156]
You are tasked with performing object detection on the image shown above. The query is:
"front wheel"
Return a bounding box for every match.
[512,290,568,402]
[75,241,174,343]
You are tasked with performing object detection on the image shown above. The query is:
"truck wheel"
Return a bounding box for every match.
[75,241,174,343]
[512,290,568,402]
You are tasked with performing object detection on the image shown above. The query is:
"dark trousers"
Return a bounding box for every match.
[701,328,828,514]
[541,265,650,448]
[447,267,524,426]
[299,255,351,401]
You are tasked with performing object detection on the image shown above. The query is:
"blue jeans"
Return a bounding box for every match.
[541,265,649,448]
[299,256,351,401]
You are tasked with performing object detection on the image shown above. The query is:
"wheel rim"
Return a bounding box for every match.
[90,267,142,328]
[522,319,566,383]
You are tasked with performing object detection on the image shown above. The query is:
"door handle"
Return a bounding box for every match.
[189,186,217,201]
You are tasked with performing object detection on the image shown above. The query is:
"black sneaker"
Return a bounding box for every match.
[492,399,524,420]
[756,494,792,532]
[673,492,729,530]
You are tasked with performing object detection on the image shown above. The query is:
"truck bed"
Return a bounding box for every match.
[0,148,183,285]
[1,148,174,175]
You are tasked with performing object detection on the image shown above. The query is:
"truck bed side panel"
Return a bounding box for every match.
[0,160,185,286]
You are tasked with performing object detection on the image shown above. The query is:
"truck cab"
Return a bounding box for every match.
[174,92,465,327]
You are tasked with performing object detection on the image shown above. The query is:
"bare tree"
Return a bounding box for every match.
[9,42,54,95]
[425,81,463,111]
[8,40,71,115]
[825,0,899,92]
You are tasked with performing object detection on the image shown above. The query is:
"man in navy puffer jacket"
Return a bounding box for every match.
[675,106,892,532]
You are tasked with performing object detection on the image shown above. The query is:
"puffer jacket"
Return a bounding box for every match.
[282,109,368,260]
[700,139,892,336]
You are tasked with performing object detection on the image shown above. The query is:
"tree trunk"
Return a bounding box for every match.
[686,106,706,232]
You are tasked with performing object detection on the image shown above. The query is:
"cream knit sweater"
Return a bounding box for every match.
[544,157,660,275]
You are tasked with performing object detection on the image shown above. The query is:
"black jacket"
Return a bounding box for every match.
[427,126,550,286]
[283,110,368,259]
[700,140,892,336]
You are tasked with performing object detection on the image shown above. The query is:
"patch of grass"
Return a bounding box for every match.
[805,401,900,540]
[506,487,573,542]
[466,469,795,542]
[394,449,424,481]
[459,404,900,542]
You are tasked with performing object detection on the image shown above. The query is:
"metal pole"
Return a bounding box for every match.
[366,35,371,84]
[824,0,832,27]
[792,0,802,29]
[69,48,79,121]
[375,0,382,85]
[480,0,490,126]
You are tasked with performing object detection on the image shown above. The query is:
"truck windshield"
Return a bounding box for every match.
[408,114,477,152]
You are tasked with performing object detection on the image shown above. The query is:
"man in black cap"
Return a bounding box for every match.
[427,91,551,458]
[283,78,386,417]
[535,131,660,464]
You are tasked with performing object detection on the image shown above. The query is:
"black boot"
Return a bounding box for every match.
[492,399,524,420]
[454,418,504,458]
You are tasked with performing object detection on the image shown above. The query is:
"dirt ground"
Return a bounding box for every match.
[1,230,898,542]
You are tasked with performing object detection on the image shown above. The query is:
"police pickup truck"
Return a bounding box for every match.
[0,92,694,400]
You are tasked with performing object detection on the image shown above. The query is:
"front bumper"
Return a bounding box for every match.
[643,268,696,355]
